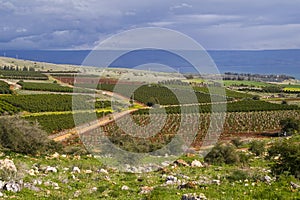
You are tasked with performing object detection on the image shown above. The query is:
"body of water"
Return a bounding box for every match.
[1,49,299,79]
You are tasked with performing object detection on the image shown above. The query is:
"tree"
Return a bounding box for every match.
[268,140,300,178]
[0,116,61,155]
[279,118,300,135]
[252,95,260,100]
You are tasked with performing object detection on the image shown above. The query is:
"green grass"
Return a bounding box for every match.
[18,81,74,92]
[1,138,300,200]
[193,86,253,99]
[223,80,273,87]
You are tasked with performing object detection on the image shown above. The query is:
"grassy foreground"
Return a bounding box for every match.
[0,135,300,200]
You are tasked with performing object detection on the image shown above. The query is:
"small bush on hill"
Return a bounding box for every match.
[249,140,266,156]
[268,140,300,178]
[204,144,240,165]
[280,118,300,135]
[231,137,243,148]
[0,116,61,155]
[227,169,249,181]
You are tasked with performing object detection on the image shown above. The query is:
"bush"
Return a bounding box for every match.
[279,118,300,135]
[204,144,240,165]
[268,140,300,178]
[249,140,265,156]
[0,116,61,155]
[227,169,249,181]
[252,95,260,100]
[231,137,243,148]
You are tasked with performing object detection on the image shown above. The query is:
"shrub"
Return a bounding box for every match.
[279,118,300,135]
[0,116,61,155]
[249,140,265,156]
[268,140,300,178]
[231,137,243,148]
[252,95,260,100]
[227,169,249,181]
[204,144,240,165]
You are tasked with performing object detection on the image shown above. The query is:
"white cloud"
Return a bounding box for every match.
[170,3,192,10]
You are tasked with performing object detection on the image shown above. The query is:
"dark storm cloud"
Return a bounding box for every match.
[0,0,299,49]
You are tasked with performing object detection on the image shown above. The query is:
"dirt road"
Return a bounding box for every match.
[49,109,138,141]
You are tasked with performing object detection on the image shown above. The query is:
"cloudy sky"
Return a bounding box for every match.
[1,0,300,50]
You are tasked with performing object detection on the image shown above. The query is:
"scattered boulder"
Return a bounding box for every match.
[51,152,60,159]
[45,166,57,173]
[98,168,108,174]
[72,167,81,173]
[212,179,221,185]
[0,180,5,189]
[28,169,36,176]
[90,187,98,193]
[33,179,42,186]
[161,161,171,167]
[3,181,22,193]
[175,159,189,167]
[0,159,17,173]
[291,182,300,189]
[263,175,272,184]
[61,179,69,184]
[121,185,129,190]
[85,169,93,174]
[178,174,190,180]
[166,175,178,185]
[74,190,81,198]
[140,186,153,194]
[0,191,3,197]
[191,160,203,168]
[182,193,207,200]
[178,181,198,189]
[63,167,69,171]
[24,183,41,192]
[44,181,59,189]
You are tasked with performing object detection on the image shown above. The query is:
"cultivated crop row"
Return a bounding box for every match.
[0,94,111,113]
[98,110,300,151]
[0,81,11,94]
[0,100,19,114]
[25,111,111,134]
[135,100,299,114]
[0,70,48,80]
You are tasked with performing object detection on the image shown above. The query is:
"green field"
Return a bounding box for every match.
[0,80,11,94]
[0,94,111,113]
[0,69,48,80]
[18,81,74,92]
[135,100,299,115]
[25,111,111,134]
[223,80,273,87]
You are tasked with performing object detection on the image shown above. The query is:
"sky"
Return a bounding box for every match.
[1,0,300,50]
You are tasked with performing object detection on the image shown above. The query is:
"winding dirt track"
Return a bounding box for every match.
[49,109,138,141]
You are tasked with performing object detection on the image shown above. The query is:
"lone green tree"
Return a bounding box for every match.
[0,116,61,155]
[279,118,300,135]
